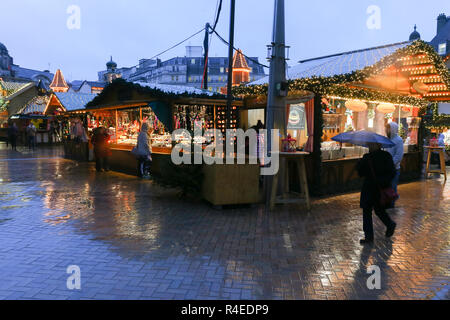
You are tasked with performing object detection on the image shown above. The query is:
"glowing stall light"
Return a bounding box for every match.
[377,103,396,114]
[345,100,367,112]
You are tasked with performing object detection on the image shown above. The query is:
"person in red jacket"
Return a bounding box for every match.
[91,127,111,172]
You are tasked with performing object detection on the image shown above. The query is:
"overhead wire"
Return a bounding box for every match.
[127,27,206,75]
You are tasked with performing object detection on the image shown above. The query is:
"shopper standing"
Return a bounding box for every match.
[135,122,153,178]
[92,127,111,172]
[26,122,37,150]
[7,122,19,151]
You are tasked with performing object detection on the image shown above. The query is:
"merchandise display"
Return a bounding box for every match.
[85,103,226,154]
[319,98,420,160]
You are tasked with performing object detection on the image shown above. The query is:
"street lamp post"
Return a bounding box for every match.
[226,0,236,130]
[264,0,288,206]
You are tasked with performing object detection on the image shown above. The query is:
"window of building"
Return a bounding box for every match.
[438,43,447,55]
[191,59,196,65]
[188,77,192,82]
[176,76,179,82]
[220,67,224,73]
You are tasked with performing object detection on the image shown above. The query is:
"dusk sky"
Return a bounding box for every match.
[2,0,449,81]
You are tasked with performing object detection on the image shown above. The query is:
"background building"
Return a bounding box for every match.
[98,46,266,93]
[411,13,450,59]
[0,42,53,87]
[430,13,450,57]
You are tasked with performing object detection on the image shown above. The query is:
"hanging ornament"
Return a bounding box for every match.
[345,100,367,112]
[377,103,396,114]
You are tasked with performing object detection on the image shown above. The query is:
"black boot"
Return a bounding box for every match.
[360,238,374,245]
[386,223,396,238]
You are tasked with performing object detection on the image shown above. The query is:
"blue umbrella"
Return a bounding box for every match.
[332,130,395,148]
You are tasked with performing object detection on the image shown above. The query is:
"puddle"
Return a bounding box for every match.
[1,205,23,210]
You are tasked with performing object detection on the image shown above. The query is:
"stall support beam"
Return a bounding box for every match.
[225,0,236,130]
[312,93,324,196]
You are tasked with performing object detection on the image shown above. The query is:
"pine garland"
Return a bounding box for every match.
[87,78,230,108]
[424,102,450,130]
[232,40,449,108]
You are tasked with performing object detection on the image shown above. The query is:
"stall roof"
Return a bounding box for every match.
[84,79,238,111]
[134,81,225,97]
[18,95,50,114]
[251,41,412,85]
[236,40,450,105]
[0,79,35,99]
[54,92,97,111]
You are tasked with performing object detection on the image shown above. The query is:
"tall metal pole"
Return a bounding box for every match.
[265,0,287,206]
[203,23,210,90]
[226,0,236,130]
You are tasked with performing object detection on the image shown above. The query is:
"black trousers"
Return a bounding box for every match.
[95,157,109,172]
[363,206,394,239]
[6,136,17,150]
[9,136,17,150]
[137,157,151,177]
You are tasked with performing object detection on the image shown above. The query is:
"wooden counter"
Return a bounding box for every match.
[318,152,422,195]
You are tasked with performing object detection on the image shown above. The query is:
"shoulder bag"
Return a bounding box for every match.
[368,157,399,208]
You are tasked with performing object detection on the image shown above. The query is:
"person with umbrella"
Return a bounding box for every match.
[333,131,397,244]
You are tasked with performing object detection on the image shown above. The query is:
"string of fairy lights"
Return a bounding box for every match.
[232,40,450,110]
[424,102,450,130]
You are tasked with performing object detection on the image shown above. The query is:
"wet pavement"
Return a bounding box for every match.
[0,143,448,300]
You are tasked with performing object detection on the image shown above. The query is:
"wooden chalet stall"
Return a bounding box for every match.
[5,80,95,145]
[67,79,243,177]
[235,40,450,196]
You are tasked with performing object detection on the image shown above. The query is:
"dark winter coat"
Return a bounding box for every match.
[7,126,18,138]
[92,132,111,158]
[357,150,396,208]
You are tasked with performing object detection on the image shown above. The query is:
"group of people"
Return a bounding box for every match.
[6,122,37,151]
[357,122,404,245]
[91,121,153,177]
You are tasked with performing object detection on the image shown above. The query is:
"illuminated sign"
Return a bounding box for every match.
[288,104,305,130]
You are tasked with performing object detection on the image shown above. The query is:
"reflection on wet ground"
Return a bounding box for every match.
[0,144,448,300]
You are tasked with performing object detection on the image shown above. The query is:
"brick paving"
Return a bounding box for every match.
[0,144,448,300]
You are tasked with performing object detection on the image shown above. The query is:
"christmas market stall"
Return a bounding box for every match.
[423,102,450,162]
[10,91,96,146]
[0,78,37,141]
[66,79,242,177]
[234,40,450,195]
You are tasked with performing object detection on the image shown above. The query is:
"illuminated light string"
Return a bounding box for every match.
[232,40,450,107]
[424,103,450,130]
[325,95,418,109]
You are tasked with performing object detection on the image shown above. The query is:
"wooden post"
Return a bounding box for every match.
[115,109,118,144]
[312,94,323,196]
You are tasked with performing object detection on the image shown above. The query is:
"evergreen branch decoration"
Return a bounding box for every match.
[232,40,449,108]
[87,79,231,108]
